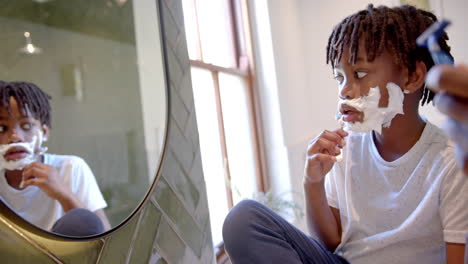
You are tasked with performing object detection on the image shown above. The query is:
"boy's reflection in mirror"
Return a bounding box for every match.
[0,81,110,236]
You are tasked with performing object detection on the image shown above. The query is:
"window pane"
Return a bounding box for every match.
[182,0,201,60]
[219,73,258,203]
[191,67,230,246]
[196,0,236,68]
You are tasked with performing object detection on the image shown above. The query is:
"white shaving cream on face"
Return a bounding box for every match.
[337,82,405,134]
[0,134,44,171]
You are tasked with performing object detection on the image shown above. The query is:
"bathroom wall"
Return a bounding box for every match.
[0,0,214,263]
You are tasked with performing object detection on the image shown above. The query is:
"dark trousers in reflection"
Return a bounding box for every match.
[51,208,104,236]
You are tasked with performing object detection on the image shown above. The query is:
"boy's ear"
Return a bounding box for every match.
[404,61,427,94]
[41,125,50,142]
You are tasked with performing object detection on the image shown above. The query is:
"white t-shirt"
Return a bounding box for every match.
[325,122,468,264]
[0,154,107,231]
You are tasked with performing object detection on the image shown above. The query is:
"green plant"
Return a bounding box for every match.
[226,177,304,220]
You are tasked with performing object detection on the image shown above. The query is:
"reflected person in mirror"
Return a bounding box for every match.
[223,4,468,264]
[0,81,110,236]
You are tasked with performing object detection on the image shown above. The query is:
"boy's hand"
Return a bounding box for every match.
[304,129,348,184]
[22,162,70,200]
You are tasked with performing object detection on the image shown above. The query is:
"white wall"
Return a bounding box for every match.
[252,0,468,231]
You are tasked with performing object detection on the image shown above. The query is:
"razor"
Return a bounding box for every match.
[416,19,454,65]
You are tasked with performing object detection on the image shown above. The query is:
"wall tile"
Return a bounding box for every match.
[193,182,211,227]
[98,211,141,264]
[154,217,186,264]
[166,45,185,89]
[167,122,195,175]
[184,110,200,151]
[161,0,181,51]
[148,250,167,264]
[174,31,189,65]
[153,177,205,257]
[161,151,200,212]
[165,0,186,29]
[170,84,190,133]
[156,258,168,264]
[128,204,162,264]
[189,150,204,185]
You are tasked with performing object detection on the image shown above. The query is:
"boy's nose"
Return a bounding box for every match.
[8,128,24,143]
[339,82,358,100]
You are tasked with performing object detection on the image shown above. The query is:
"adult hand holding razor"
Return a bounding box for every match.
[304,129,348,184]
[426,64,468,174]
[418,20,468,174]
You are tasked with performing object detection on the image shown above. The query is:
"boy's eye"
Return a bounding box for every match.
[0,125,5,133]
[21,122,33,131]
[356,71,367,79]
[334,75,344,84]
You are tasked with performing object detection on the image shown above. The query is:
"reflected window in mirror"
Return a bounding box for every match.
[182,0,267,253]
[0,0,167,237]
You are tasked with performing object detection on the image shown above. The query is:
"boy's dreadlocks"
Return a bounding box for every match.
[326,4,453,105]
[0,81,52,127]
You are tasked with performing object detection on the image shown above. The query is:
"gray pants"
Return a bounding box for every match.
[466,235,468,264]
[51,208,104,236]
[223,200,349,264]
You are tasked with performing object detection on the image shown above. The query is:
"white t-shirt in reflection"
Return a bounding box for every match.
[0,154,107,231]
[325,122,468,264]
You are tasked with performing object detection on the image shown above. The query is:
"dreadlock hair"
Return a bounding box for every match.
[0,81,52,127]
[326,4,453,106]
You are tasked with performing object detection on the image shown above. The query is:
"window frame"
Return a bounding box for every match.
[186,0,269,258]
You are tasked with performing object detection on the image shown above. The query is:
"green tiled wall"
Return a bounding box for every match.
[0,0,214,263]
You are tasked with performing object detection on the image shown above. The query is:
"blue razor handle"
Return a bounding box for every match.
[416,19,454,65]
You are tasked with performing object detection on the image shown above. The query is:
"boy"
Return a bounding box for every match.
[223,4,468,264]
[0,81,110,235]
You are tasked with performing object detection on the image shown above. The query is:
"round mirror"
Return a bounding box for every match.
[0,0,167,237]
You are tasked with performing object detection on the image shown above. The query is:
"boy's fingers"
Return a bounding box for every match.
[28,162,47,170]
[321,130,347,146]
[426,64,468,98]
[434,93,468,124]
[23,167,47,180]
[307,153,336,163]
[333,128,349,138]
[307,129,348,156]
[323,147,341,157]
[312,138,340,155]
[23,162,42,174]
[22,178,42,188]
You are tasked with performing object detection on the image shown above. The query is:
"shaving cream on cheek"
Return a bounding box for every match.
[0,132,45,171]
[336,82,405,134]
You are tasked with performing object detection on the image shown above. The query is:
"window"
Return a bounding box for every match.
[182,0,266,251]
